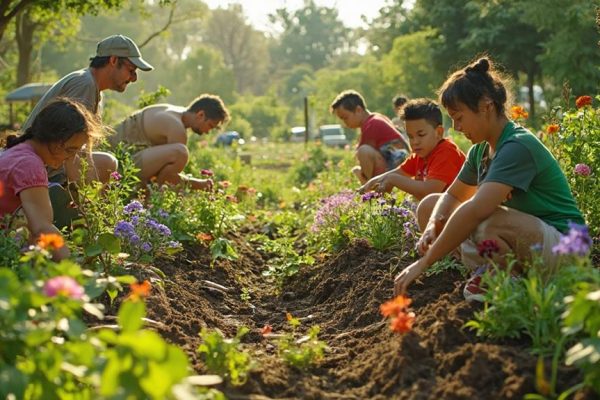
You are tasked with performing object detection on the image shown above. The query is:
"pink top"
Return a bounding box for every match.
[359,113,407,149]
[0,142,48,216]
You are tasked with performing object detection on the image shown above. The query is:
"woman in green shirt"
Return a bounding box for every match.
[394,57,584,301]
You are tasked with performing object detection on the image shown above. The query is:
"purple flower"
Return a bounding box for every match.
[141,242,152,252]
[361,191,380,202]
[114,221,135,238]
[124,200,144,214]
[403,221,414,237]
[43,276,84,299]
[110,171,122,181]
[157,209,169,218]
[574,163,591,177]
[311,190,357,232]
[552,223,592,256]
[167,240,181,248]
[129,234,141,244]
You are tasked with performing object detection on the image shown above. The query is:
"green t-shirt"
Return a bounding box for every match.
[457,121,584,233]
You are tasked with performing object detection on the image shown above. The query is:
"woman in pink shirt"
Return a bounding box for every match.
[0,99,101,260]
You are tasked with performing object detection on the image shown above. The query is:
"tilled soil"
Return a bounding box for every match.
[139,234,590,400]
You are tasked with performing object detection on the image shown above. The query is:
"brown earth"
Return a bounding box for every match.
[134,233,592,400]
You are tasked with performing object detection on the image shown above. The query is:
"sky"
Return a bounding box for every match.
[203,0,390,32]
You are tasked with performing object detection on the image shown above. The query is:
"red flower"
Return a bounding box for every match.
[390,311,415,333]
[546,124,559,134]
[200,169,214,176]
[477,239,500,258]
[261,324,273,336]
[379,295,412,317]
[575,95,592,109]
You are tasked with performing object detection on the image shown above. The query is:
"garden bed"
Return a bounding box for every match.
[139,236,590,399]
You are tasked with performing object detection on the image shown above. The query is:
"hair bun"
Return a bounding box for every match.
[465,58,490,74]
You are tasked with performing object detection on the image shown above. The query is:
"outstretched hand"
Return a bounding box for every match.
[394,258,428,296]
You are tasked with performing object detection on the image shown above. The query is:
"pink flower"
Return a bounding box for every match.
[110,171,122,181]
[477,239,500,258]
[574,163,591,177]
[200,169,214,176]
[43,276,84,299]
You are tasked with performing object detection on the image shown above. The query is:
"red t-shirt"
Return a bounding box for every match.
[0,142,48,216]
[359,113,407,149]
[400,138,466,188]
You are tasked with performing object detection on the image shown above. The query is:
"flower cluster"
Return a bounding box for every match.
[574,163,591,177]
[477,239,500,258]
[311,190,357,233]
[37,233,65,250]
[380,295,415,334]
[545,124,559,135]
[43,276,84,299]
[114,200,182,261]
[575,95,593,109]
[552,223,592,257]
[511,105,529,120]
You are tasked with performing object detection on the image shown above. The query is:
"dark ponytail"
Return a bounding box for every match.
[438,57,512,116]
[5,129,34,149]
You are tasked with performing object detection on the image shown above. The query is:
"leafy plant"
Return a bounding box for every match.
[257,234,314,286]
[277,314,328,370]
[197,327,254,386]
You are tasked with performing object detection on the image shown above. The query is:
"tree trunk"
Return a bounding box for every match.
[15,8,37,86]
[0,0,34,44]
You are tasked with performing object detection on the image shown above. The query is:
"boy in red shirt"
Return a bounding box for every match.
[330,90,410,184]
[360,98,465,201]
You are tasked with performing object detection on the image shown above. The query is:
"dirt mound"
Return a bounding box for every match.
[138,237,590,399]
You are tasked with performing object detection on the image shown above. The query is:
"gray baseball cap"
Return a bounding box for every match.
[95,34,153,71]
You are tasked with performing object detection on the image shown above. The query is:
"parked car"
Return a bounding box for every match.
[215,131,242,146]
[290,126,307,142]
[319,124,348,148]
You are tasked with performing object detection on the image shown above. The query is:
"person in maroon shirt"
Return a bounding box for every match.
[330,90,410,184]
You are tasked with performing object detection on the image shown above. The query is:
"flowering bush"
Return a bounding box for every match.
[467,225,594,355]
[544,95,600,241]
[310,191,417,253]
[114,200,182,262]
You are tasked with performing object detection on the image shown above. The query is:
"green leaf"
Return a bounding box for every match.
[98,233,121,255]
[117,301,145,333]
[84,243,103,257]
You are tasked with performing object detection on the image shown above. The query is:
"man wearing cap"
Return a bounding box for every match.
[21,34,153,227]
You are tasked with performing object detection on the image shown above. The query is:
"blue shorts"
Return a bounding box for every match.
[379,141,409,170]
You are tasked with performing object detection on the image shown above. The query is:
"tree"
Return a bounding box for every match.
[202,4,270,94]
[268,0,350,71]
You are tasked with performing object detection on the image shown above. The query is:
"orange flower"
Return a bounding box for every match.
[129,280,151,301]
[261,324,273,336]
[390,311,415,334]
[218,180,231,188]
[546,124,559,134]
[37,233,65,249]
[575,95,592,109]
[246,187,257,196]
[379,295,412,317]
[286,312,293,321]
[196,232,214,242]
[237,185,249,193]
[511,105,529,120]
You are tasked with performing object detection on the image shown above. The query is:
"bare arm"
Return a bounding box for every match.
[20,187,70,261]
[394,181,512,294]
